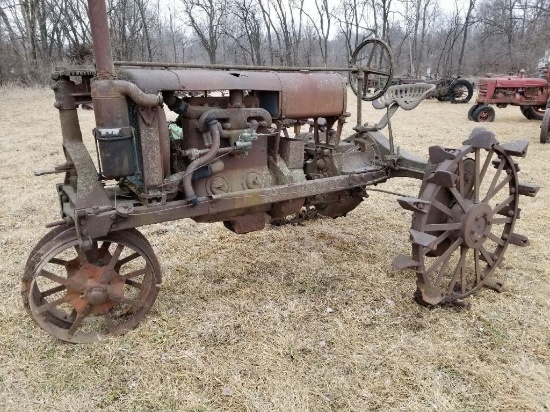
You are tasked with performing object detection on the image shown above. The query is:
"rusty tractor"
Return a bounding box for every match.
[468,69,549,123]
[23,1,540,343]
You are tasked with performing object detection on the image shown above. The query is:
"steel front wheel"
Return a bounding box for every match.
[22,228,161,343]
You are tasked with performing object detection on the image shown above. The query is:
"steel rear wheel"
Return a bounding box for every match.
[394,129,538,305]
[22,228,161,343]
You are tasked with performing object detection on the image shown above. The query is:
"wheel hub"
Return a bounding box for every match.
[65,262,125,315]
[85,286,109,305]
[462,203,493,248]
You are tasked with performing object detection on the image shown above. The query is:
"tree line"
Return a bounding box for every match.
[0,0,549,85]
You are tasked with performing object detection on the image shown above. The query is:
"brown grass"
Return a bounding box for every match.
[0,86,549,411]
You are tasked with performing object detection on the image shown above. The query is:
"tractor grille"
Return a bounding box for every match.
[478,84,487,98]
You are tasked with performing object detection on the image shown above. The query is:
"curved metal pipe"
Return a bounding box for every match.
[183,117,220,205]
[92,80,162,107]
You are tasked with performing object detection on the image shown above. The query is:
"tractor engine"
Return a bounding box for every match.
[95,68,357,231]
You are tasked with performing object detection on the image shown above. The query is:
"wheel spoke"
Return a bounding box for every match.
[424,238,463,278]
[109,295,147,308]
[493,217,512,225]
[117,252,140,267]
[431,199,454,217]
[449,188,469,212]
[66,305,92,337]
[36,295,69,314]
[122,268,147,280]
[434,229,453,246]
[447,245,468,294]
[478,150,494,188]
[101,244,125,283]
[49,258,68,266]
[484,157,505,201]
[107,244,124,270]
[474,248,481,284]
[474,149,481,203]
[458,158,465,196]
[423,222,461,231]
[493,194,515,214]
[367,68,390,77]
[40,269,70,286]
[434,248,454,288]
[40,284,66,298]
[125,279,143,289]
[484,175,513,202]
[479,246,495,267]
[487,232,506,246]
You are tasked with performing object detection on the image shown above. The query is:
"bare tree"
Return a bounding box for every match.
[182,0,227,64]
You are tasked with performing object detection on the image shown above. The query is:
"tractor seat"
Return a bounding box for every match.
[372,83,436,111]
[364,83,436,132]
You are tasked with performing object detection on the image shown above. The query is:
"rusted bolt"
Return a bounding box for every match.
[81,230,88,236]
[112,224,117,230]
[80,220,86,226]
[508,210,515,216]
[111,214,116,220]
[502,234,509,240]
[510,187,516,194]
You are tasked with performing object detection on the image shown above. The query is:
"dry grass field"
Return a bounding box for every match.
[0,85,549,411]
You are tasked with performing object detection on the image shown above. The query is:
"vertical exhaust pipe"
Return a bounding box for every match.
[87,0,161,179]
[88,0,115,79]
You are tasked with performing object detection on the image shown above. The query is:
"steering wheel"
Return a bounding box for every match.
[349,39,394,101]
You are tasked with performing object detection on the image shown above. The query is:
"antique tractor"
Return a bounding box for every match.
[468,70,549,122]
[22,1,539,343]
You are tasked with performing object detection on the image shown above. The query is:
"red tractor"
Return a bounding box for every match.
[468,69,549,122]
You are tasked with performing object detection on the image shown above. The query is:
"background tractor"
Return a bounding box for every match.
[468,69,549,122]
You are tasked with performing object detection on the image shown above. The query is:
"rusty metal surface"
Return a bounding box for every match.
[22,228,161,343]
[394,128,539,305]
[87,0,115,79]
[23,0,541,343]
[116,61,354,72]
[119,69,345,119]
[277,72,346,118]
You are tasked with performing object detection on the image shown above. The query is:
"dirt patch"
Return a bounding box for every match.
[0,86,548,411]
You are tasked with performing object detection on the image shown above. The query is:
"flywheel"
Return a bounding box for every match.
[393,128,539,305]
